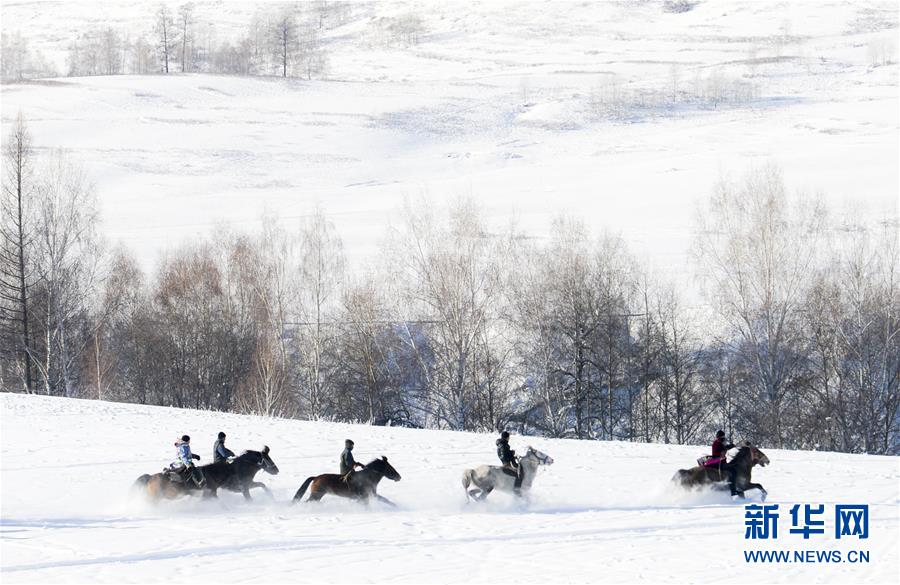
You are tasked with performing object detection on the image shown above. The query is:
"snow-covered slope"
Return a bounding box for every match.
[1,1,897,297]
[1,393,897,583]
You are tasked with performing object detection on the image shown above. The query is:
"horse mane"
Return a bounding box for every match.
[729,444,754,463]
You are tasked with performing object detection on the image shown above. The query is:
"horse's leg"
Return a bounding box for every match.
[374,494,396,508]
[745,482,766,501]
[242,486,252,500]
[478,486,493,501]
[248,481,271,496]
[307,486,325,502]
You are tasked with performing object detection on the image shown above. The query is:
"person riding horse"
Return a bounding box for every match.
[213,431,235,464]
[706,430,737,495]
[496,431,524,495]
[341,439,365,481]
[169,435,204,487]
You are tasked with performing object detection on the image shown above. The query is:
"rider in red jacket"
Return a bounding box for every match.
[712,430,733,459]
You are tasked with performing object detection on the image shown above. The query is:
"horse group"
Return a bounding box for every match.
[132,441,770,506]
[133,446,280,501]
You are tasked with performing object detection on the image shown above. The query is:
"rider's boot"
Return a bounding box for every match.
[191,467,205,488]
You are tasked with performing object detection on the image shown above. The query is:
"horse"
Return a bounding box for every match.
[213,446,279,499]
[292,456,401,506]
[132,446,279,502]
[462,446,554,501]
[672,442,770,500]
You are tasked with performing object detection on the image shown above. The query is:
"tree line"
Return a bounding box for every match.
[3,2,427,82]
[1,114,897,454]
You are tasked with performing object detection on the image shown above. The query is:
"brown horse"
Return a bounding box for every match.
[292,456,401,506]
[133,447,278,501]
[673,442,770,500]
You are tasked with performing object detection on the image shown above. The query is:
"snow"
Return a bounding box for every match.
[1,4,898,578]
[1,1,897,304]
[1,393,897,583]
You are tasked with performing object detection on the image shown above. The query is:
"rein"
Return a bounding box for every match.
[523,449,550,465]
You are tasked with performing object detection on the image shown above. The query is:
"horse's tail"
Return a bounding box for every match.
[292,477,315,503]
[133,474,152,488]
[672,469,690,486]
[130,474,154,500]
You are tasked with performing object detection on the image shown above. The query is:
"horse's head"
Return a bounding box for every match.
[253,445,279,475]
[749,444,769,468]
[733,441,769,468]
[368,456,401,481]
[524,446,554,466]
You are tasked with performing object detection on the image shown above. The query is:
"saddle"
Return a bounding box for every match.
[163,467,188,483]
[163,465,202,486]
[697,455,724,467]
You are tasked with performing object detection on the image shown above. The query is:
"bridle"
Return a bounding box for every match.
[526,448,551,465]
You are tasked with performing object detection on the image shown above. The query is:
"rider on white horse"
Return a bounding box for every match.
[496,431,524,495]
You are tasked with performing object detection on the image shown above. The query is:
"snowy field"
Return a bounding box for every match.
[1,1,897,297]
[0,393,898,584]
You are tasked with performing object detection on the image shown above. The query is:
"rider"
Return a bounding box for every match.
[340,439,365,480]
[213,431,235,463]
[711,430,737,496]
[712,430,734,461]
[171,435,204,487]
[496,430,524,495]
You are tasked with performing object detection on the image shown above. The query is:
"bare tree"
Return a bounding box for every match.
[0,113,36,392]
[178,2,194,72]
[271,9,299,77]
[822,223,900,453]
[295,210,345,418]
[387,199,508,431]
[298,21,328,80]
[29,151,102,397]
[654,285,705,444]
[237,216,298,417]
[86,246,143,400]
[334,277,411,425]
[154,3,178,74]
[695,164,826,447]
[101,28,123,74]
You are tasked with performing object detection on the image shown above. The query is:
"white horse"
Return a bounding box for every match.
[462,446,554,501]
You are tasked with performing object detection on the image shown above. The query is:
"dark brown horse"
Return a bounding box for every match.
[292,456,401,506]
[133,447,278,501]
[673,442,770,500]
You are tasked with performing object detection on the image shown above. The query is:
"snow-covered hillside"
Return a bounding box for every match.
[1,1,897,297]
[1,393,897,583]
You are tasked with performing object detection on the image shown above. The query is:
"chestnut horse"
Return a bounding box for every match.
[672,442,770,500]
[292,456,401,506]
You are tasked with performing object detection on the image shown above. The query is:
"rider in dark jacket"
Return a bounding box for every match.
[340,439,365,478]
[496,431,524,494]
[213,431,235,463]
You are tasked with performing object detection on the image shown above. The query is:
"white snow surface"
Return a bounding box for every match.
[1,393,898,584]
[1,1,898,302]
